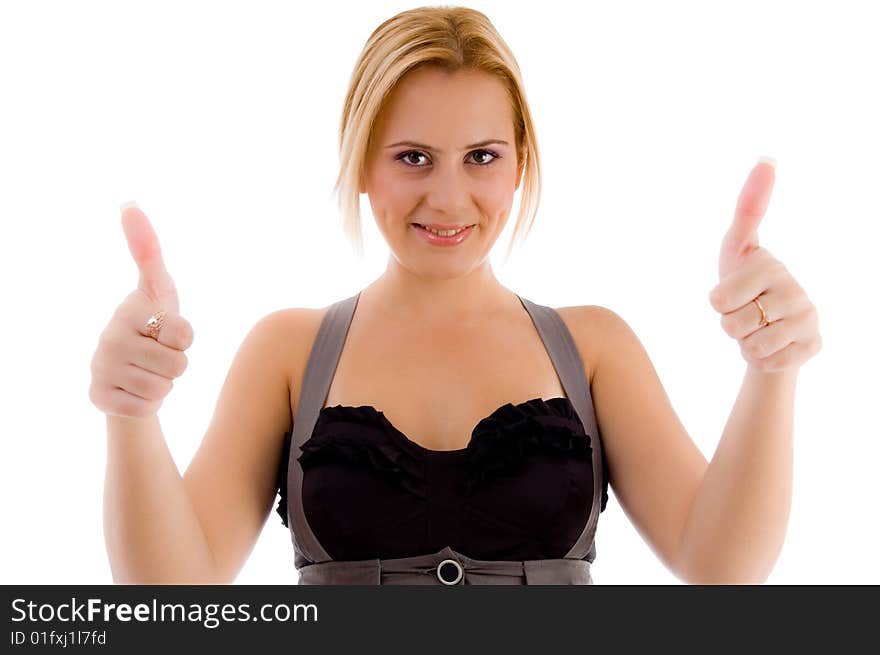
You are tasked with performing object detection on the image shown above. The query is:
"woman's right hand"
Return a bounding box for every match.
[89,203,194,419]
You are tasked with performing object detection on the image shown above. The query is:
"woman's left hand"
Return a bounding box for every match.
[707,159,822,373]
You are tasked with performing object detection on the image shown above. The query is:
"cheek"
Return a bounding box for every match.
[479,177,516,214]
[369,167,416,210]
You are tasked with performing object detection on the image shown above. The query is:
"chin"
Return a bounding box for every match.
[397,255,473,278]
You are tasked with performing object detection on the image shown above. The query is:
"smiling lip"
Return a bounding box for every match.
[411,222,475,247]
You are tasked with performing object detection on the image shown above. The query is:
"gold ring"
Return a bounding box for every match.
[753,297,770,328]
[145,310,167,340]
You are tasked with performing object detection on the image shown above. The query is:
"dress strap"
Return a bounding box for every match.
[516,296,606,562]
[286,291,361,565]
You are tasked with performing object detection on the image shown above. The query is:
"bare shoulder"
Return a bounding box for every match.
[265,305,331,416]
[553,304,624,385]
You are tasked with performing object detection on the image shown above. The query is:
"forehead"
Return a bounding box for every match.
[374,67,514,140]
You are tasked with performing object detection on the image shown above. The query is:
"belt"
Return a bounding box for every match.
[297,546,593,585]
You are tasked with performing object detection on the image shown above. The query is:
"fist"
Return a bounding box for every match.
[88,203,195,418]
[708,160,822,373]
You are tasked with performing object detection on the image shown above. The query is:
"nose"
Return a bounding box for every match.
[423,162,473,217]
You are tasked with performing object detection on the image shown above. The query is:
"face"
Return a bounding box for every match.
[362,66,524,278]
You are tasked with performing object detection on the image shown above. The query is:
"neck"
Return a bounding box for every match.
[363,256,515,324]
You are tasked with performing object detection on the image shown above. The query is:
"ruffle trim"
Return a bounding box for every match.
[274,397,610,527]
[274,431,293,527]
[296,411,427,500]
[462,397,593,496]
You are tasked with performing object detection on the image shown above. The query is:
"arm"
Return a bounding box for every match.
[104,308,308,584]
[569,305,798,584]
[678,158,822,581]
[572,161,816,583]
[675,366,797,584]
[104,413,221,584]
[566,306,706,581]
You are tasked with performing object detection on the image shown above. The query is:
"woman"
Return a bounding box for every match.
[91,6,821,585]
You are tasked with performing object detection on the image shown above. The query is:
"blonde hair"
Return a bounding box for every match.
[333,5,542,264]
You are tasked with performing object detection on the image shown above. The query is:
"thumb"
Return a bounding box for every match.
[718,158,776,280]
[120,202,180,312]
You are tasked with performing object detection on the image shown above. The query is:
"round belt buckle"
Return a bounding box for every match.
[436,558,464,585]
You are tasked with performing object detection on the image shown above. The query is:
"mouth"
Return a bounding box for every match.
[411,222,476,245]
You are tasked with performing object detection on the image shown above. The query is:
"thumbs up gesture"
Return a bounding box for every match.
[89,203,195,418]
[708,159,822,372]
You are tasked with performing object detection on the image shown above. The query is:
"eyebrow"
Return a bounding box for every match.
[384,139,509,153]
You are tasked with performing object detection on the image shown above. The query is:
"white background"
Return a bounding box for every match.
[1,0,876,584]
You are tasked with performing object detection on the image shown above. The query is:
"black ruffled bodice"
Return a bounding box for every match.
[275,397,609,561]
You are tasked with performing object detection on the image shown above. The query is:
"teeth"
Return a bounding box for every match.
[420,224,469,236]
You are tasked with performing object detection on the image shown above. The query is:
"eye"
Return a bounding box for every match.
[397,150,430,167]
[468,149,501,166]
[394,149,502,168]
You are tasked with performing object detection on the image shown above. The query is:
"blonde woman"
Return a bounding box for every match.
[91,6,821,585]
